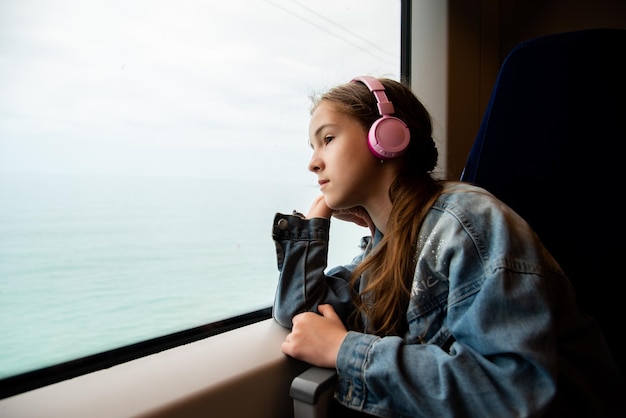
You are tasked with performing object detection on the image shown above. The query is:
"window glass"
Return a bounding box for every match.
[0,0,401,379]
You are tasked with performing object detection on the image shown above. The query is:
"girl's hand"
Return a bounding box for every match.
[281,304,348,368]
[332,206,373,231]
[306,196,374,235]
[306,194,334,219]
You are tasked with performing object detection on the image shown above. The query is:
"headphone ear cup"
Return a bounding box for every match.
[368,116,411,159]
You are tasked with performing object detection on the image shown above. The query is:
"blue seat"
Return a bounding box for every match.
[461,28,626,373]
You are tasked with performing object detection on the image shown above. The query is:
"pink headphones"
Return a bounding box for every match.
[352,76,411,159]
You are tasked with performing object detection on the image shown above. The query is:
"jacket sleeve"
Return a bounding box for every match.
[271,212,364,329]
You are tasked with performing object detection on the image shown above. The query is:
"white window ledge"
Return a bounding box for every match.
[0,319,308,418]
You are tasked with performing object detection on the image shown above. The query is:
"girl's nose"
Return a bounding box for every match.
[308,155,322,173]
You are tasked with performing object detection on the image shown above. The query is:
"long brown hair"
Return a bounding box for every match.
[311,77,443,336]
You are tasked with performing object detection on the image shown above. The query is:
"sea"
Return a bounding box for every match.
[0,172,365,379]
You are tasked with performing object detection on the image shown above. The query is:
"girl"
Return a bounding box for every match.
[271,76,623,417]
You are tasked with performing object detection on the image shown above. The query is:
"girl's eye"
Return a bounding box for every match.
[324,135,334,144]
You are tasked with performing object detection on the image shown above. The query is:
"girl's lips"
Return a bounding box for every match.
[318,179,329,188]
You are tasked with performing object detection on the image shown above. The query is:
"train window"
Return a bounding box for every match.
[0,0,402,395]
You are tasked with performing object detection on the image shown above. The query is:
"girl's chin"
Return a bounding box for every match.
[324,198,349,211]
[322,195,337,209]
[323,193,356,211]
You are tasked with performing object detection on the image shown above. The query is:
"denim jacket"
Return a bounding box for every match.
[272,183,624,417]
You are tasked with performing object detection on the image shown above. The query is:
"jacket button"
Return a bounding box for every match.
[277,218,288,230]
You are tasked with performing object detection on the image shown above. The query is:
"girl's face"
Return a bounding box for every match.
[308,101,386,211]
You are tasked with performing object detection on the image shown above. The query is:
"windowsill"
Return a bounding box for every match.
[0,319,308,418]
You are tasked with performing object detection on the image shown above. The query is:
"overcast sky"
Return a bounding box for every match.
[0,0,400,184]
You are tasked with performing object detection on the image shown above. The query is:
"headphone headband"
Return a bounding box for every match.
[352,76,396,115]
